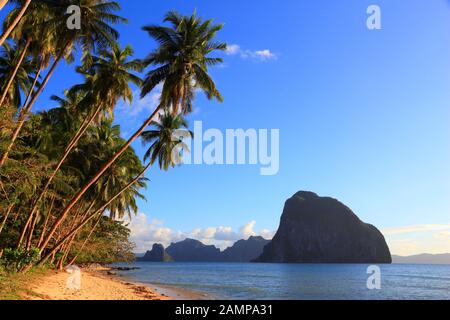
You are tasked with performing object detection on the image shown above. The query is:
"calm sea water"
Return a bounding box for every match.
[112,262,450,300]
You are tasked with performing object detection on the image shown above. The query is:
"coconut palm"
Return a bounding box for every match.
[0,42,36,108]
[0,0,126,167]
[40,110,192,266]
[0,0,9,11]
[0,0,32,47]
[141,111,192,170]
[141,11,225,114]
[1,0,56,107]
[21,45,142,249]
[48,119,145,268]
[37,11,226,255]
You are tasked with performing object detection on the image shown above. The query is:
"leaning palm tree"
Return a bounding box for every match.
[22,45,142,244]
[41,111,192,267]
[0,0,126,167]
[0,42,36,108]
[0,0,32,47]
[141,111,192,171]
[50,119,145,269]
[0,0,51,108]
[37,11,226,255]
[0,0,9,11]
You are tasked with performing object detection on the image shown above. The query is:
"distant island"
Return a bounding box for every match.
[138,191,392,264]
[392,253,450,265]
[255,191,392,263]
[138,236,270,262]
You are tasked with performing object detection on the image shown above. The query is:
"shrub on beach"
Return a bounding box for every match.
[0,248,40,273]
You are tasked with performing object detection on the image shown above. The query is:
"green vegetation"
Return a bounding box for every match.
[0,1,226,279]
[0,265,47,300]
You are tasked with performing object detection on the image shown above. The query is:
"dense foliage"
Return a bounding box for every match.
[0,1,225,273]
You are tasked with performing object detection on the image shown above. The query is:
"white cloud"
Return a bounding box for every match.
[382,224,450,236]
[226,44,278,61]
[116,84,162,119]
[225,44,241,55]
[127,213,275,252]
[382,224,450,256]
[253,49,277,60]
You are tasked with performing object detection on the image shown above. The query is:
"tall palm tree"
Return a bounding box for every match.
[37,11,227,255]
[141,111,192,171]
[1,0,55,107]
[0,0,51,108]
[22,45,142,247]
[0,0,9,11]
[0,39,31,107]
[0,0,32,47]
[0,0,126,166]
[40,111,192,266]
[0,42,36,108]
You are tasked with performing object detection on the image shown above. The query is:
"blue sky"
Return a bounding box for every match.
[3,0,450,254]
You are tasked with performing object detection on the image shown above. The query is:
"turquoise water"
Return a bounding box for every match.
[113,262,450,300]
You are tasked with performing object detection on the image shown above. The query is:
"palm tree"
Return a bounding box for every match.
[22,45,142,248]
[0,0,126,166]
[0,0,32,47]
[0,0,50,108]
[41,111,192,266]
[50,119,145,269]
[0,42,36,108]
[37,11,226,255]
[0,1,9,11]
[141,111,192,170]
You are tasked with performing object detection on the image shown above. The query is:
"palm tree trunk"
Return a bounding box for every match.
[0,38,31,107]
[16,211,32,248]
[57,233,77,270]
[12,208,20,223]
[37,196,54,248]
[38,162,152,265]
[26,103,104,228]
[0,0,9,11]
[25,210,38,250]
[67,215,102,267]
[0,203,14,236]
[38,105,162,254]
[0,43,68,167]
[0,0,32,47]
[19,59,42,116]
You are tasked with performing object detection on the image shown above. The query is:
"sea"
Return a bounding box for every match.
[111,262,450,300]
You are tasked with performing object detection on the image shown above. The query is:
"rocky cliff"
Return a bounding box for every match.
[221,236,270,262]
[166,238,222,262]
[138,236,270,262]
[255,191,392,263]
[137,243,173,262]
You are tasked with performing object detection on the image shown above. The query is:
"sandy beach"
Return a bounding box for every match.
[25,266,172,301]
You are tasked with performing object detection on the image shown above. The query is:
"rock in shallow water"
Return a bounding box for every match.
[254,191,392,264]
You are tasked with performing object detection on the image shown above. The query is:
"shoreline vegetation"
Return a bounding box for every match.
[0,0,226,297]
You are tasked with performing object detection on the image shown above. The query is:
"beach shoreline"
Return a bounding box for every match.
[23,265,203,301]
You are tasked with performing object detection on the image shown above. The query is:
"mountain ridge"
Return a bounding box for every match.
[392,253,450,265]
[138,236,269,262]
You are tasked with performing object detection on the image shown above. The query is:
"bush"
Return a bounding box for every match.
[0,248,40,273]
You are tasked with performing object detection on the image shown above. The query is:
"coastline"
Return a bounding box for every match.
[23,265,202,301]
